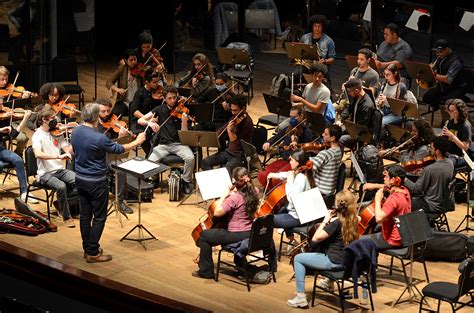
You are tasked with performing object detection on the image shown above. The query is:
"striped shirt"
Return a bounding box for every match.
[310,147,342,196]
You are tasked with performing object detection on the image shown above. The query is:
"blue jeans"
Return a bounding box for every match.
[39,169,76,219]
[294,252,343,292]
[273,213,301,237]
[0,145,27,194]
[77,178,109,256]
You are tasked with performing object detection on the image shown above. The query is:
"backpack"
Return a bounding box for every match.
[323,100,336,125]
[270,74,290,98]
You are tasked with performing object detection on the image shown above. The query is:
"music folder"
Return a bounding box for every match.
[113,158,169,180]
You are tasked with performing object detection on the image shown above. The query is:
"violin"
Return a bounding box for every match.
[170,101,196,123]
[51,100,80,117]
[401,155,435,172]
[0,107,26,120]
[300,142,326,154]
[50,122,78,137]
[101,114,130,134]
[0,85,37,99]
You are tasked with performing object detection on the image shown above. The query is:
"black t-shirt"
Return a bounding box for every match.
[446,119,472,157]
[129,87,162,132]
[323,219,345,264]
[151,104,182,145]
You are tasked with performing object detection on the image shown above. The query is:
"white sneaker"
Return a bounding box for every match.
[287,294,308,308]
[317,277,335,292]
[20,193,39,204]
[277,228,284,234]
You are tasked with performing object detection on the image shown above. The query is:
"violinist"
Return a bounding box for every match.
[192,167,274,279]
[258,106,312,189]
[39,82,75,121]
[129,71,163,156]
[0,96,32,203]
[404,136,454,216]
[105,49,143,118]
[96,98,134,215]
[138,85,195,195]
[0,66,32,99]
[198,73,233,132]
[361,165,411,250]
[0,94,29,157]
[134,30,167,80]
[175,53,214,100]
[201,95,253,174]
[32,105,77,227]
[441,99,472,171]
[288,190,359,308]
[267,150,315,250]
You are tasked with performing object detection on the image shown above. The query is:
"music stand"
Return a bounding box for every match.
[385,124,411,142]
[392,210,434,306]
[217,47,252,99]
[178,87,191,98]
[349,151,368,206]
[113,159,169,250]
[305,111,326,136]
[386,97,421,126]
[455,150,474,232]
[404,60,436,97]
[262,93,292,127]
[343,120,372,143]
[286,42,320,86]
[177,130,220,206]
[241,139,264,173]
[107,135,134,223]
[187,102,213,123]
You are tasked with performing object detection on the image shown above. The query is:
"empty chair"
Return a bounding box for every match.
[51,56,85,108]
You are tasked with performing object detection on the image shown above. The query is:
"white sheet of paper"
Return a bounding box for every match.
[459,11,474,31]
[118,159,160,175]
[405,10,430,31]
[290,187,328,225]
[363,1,371,22]
[196,168,232,201]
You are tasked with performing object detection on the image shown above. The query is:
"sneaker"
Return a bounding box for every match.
[317,277,335,292]
[64,218,76,228]
[276,228,284,234]
[20,193,39,204]
[287,294,308,308]
[119,202,134,214]
[85,250,112,263]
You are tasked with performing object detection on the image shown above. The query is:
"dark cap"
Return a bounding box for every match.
[431,39,449,51]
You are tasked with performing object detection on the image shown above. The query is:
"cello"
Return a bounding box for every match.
[257,181,287,216]
[191,200,229,247]
[357,186,390,235]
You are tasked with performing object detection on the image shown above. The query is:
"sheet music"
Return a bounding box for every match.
[405,9,430,31]
[462,149,474,172]
[363,1,371,22]
[459,11,474,31]
[196,168,232,201]
[290,187,328,225]
[118,159,161,175]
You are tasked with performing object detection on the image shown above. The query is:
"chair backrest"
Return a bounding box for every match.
[343,238,378,278]
[442,178,456,213]
[24,146,38,177]
[371,109,383,144]
[336,162,346,193]
[248,214,274,253]
[51,56,79,83]
[458,257,474,297]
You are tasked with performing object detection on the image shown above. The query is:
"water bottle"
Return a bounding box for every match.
[361,284,368,305]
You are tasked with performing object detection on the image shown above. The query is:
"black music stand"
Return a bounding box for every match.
[306,111,326,136]
[455,150,474,233]
[241,139,264,173]
[343,120,372,143]
[387,97,421,127]
[113,159,169,250]
[404,60,436,97]
[178,87,191,98]
[177,130,220,206]
[216,47,252,100]
[187,102,213,124]
[286,42,320,85]
[262,93,292,127]
[392,210,434,306]
[385,124,411,142]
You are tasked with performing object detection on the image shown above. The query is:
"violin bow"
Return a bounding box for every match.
[267,118,307,151]
[143,112,156,134]
[210,82,238,104]
[8,99,15,128]
[6,71,20,102]
[182,63,208,88]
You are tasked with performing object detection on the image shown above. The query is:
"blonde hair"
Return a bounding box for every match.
[334,190,359,245]
[0,66,9,76]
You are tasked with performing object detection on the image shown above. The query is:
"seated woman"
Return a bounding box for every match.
[193,167,260,279]
[175,53,214,101]
[287,190,359,308]
[267,149,315,248]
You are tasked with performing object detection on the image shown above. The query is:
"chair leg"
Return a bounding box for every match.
[366,274,375,311]
[422,258,430,283]
[389,256,394,276]
[311,274,319,307]
[45,190,51,221]
[215,250,222,282]
[419,296,425,312]
[243,264,251,292]
[278,232,284,261]
[336,280,345,312]
[399,258,411,287]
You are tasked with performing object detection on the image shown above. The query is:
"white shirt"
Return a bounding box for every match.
[31,128,68,179]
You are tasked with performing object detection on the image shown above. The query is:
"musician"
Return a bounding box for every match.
[422,39,466,111]
[138,85,194,195]
[96,97,134,215]
[441,99,471,170]
[193,167,262,279]
[32,105,76,227]
[71,103,145,263]
[377,64,407,128]
[0,96,32,202]
[201,95,253,174]
[105,49,143,118]
[129,71,163,156]
[39,82,73,122]
[289,63,334,126]
[339,78,375,147]
[134,30,167,81]
[259,106,312,189]
[405,136,453,215]
[175,53,214,101]
[0,66,30,156]
[362,165,411,250]
[348,48,380,97]
[299,15,335,76]
[287,190,359,308]
[267,150,315,248]
[375,23,413,79]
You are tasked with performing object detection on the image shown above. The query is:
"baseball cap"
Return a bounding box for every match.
[431,39,449,51]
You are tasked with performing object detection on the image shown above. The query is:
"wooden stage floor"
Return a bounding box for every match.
[0,58,471,312]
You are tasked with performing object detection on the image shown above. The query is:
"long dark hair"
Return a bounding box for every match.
[232,167,259,220]
[291,150,316,189]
